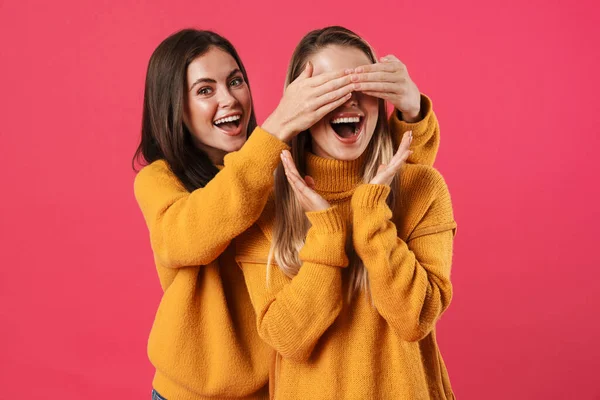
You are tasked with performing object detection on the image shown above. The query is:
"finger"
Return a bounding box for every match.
[388,138,413,169]
[354,82,401,93]
[304,175,316,190]
[281,151,304,182]
[392,132,413,161]
[380,54,403,64]
[313,92,353,120]
[287,169,318,205]
[299,61,313,79]
[283,159,308,197]
[313,74,354,97]
[313,83,355,109]
[360,91,392,100]
[381,56,407,74]
[352,71,401,83]
[354,63,397,74]
[307,68,350,87]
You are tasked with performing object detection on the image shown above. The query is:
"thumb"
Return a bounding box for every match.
[300,61,313,79]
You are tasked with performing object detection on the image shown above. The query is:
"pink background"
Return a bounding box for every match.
[1,0,599,398]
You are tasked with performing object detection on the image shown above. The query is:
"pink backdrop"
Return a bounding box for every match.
[1,0,599,398]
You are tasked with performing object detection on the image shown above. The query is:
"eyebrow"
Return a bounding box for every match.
[189,68,242,92]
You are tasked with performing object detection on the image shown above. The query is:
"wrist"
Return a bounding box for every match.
[263,115,288,142]
[399,106,421,123]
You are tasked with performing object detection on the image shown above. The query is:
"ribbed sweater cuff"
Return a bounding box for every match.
[305,206,345,234]
[300,206,348,267]
[389,93,433,132]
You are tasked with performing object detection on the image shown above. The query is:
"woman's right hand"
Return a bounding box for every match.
[280,150,330,212]
[263,62,357,142]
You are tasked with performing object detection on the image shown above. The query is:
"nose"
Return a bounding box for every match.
[218,87,238,108]
[343,91,359,107]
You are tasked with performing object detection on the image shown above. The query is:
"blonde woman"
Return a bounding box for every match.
[237,26,456,399]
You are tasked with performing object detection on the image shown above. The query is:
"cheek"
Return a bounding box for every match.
[366,103,380,126]
[237,87,252,112]
[189,98,218,124]
[309,119,329,138]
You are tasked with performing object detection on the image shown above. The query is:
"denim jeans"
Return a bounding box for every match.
[151,389,166,400]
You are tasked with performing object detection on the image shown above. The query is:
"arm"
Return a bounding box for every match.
[351,182,456,342]
[389,94,440,166]
[241,207,347,361]
[134,127,289,268]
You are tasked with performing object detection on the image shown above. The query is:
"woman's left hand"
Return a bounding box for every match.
[351,55,421,122]
[369,130,413,186]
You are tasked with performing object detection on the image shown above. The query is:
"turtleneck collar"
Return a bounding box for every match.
[304,151,366,194]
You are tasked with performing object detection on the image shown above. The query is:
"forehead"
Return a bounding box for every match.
[187,47,240,80]
[309,45,372,75]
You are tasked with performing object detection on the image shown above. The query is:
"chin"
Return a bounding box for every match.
[223,139,246,153]
[329,147,364,161]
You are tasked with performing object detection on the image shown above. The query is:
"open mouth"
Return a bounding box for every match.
[213,114,242,135]
[329,114,364,142]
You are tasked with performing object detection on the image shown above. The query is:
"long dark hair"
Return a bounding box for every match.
[132,29,257,191]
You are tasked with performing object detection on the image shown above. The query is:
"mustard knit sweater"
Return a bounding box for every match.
[133,95,439,399]
[236,101,455,400]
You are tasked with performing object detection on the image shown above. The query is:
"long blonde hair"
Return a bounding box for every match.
[269,26,399,299]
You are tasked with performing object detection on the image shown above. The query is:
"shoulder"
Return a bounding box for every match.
[394,164,455,240]
[135,160,172,185]
[398,164,450,203]
[134,160,186,202]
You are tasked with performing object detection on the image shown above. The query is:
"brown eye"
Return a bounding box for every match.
[198,87,213,95]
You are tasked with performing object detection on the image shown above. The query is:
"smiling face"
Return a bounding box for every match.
[183,46,252,164]
[307,45,379,161]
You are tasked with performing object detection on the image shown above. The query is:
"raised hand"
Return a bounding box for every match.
[369,130,413,186]
[264,63,358,142]
[280,150,330,212]
[352,55,421,122]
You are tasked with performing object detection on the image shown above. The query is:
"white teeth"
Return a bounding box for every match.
[214,115,241,125]
[331,117,360,124]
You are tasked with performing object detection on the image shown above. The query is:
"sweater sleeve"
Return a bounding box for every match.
[389,94,439,166]
[350,181,456,342]
[134,127,289,268]
[241,207,348,361]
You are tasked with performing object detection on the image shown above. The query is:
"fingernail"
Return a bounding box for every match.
[344,68,353,74]
[355,67,363,73]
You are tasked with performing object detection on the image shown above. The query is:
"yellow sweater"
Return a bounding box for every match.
[236,105,455,398]
[134,127,289,400]
[133,95,439,399]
